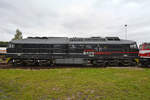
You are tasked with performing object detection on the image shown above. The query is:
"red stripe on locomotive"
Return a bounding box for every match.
[84,49,138,55]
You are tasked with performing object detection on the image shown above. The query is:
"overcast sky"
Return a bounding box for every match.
[0,0,150,44]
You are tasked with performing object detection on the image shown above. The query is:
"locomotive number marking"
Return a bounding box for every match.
[83,51,95,57]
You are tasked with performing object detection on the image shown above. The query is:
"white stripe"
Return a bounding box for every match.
[0,47,6,50]
[139,50,150,54]
[140,56,150,58]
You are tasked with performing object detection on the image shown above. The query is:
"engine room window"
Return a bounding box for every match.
[104,44,123,49]
[85,45,92,49]
[15,44,22,48]
[85,44,97,49]
[53,44,66,49]
[9,44,15,48]
[69,44,85,49]
[23,44,39,48]
[39,44,49,48]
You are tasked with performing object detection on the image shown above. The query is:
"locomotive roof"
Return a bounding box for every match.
[11,37,136,45]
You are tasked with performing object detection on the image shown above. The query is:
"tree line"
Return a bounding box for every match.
[0,29,23,46]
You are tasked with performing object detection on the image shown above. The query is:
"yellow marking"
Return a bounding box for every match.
[135,58,139,63]
[6,58,12,63]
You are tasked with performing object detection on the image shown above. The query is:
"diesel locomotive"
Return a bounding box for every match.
[6,37,139,66]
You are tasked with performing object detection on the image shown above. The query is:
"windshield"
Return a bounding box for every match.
[130,43,138,49]
[144,44,150,49]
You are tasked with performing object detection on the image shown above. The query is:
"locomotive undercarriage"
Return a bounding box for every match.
[92,58,137,67]
[139,58,150,67]
[8,59,53,66]
[7,54,137,66]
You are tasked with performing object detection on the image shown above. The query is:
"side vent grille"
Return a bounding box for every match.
[105,37,120,41]
[28,37,48,39]
[69,37,106,42]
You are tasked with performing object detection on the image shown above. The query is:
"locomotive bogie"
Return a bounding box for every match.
[139,58,150,67]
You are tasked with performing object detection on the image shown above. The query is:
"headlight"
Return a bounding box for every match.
[123,54,128,57]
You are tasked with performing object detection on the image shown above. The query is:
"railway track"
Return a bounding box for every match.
[0,63,55,69]
[0,63,141,69]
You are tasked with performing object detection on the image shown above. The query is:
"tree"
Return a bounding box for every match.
[0,41,8,47]
[12,29,23,40]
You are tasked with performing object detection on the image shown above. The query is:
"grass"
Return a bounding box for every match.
[0,67,150,100]
[0,56,7,63]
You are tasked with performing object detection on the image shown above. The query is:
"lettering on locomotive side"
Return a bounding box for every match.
[83,49,139,56]
[83,50,95,57]
[83,49,112,57]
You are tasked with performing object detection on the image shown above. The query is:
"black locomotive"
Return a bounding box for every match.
[6,37,139,66]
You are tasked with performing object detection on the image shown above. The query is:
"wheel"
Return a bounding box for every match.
[108,60,119,67]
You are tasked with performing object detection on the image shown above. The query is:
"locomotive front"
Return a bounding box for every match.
[139,43,150,66]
